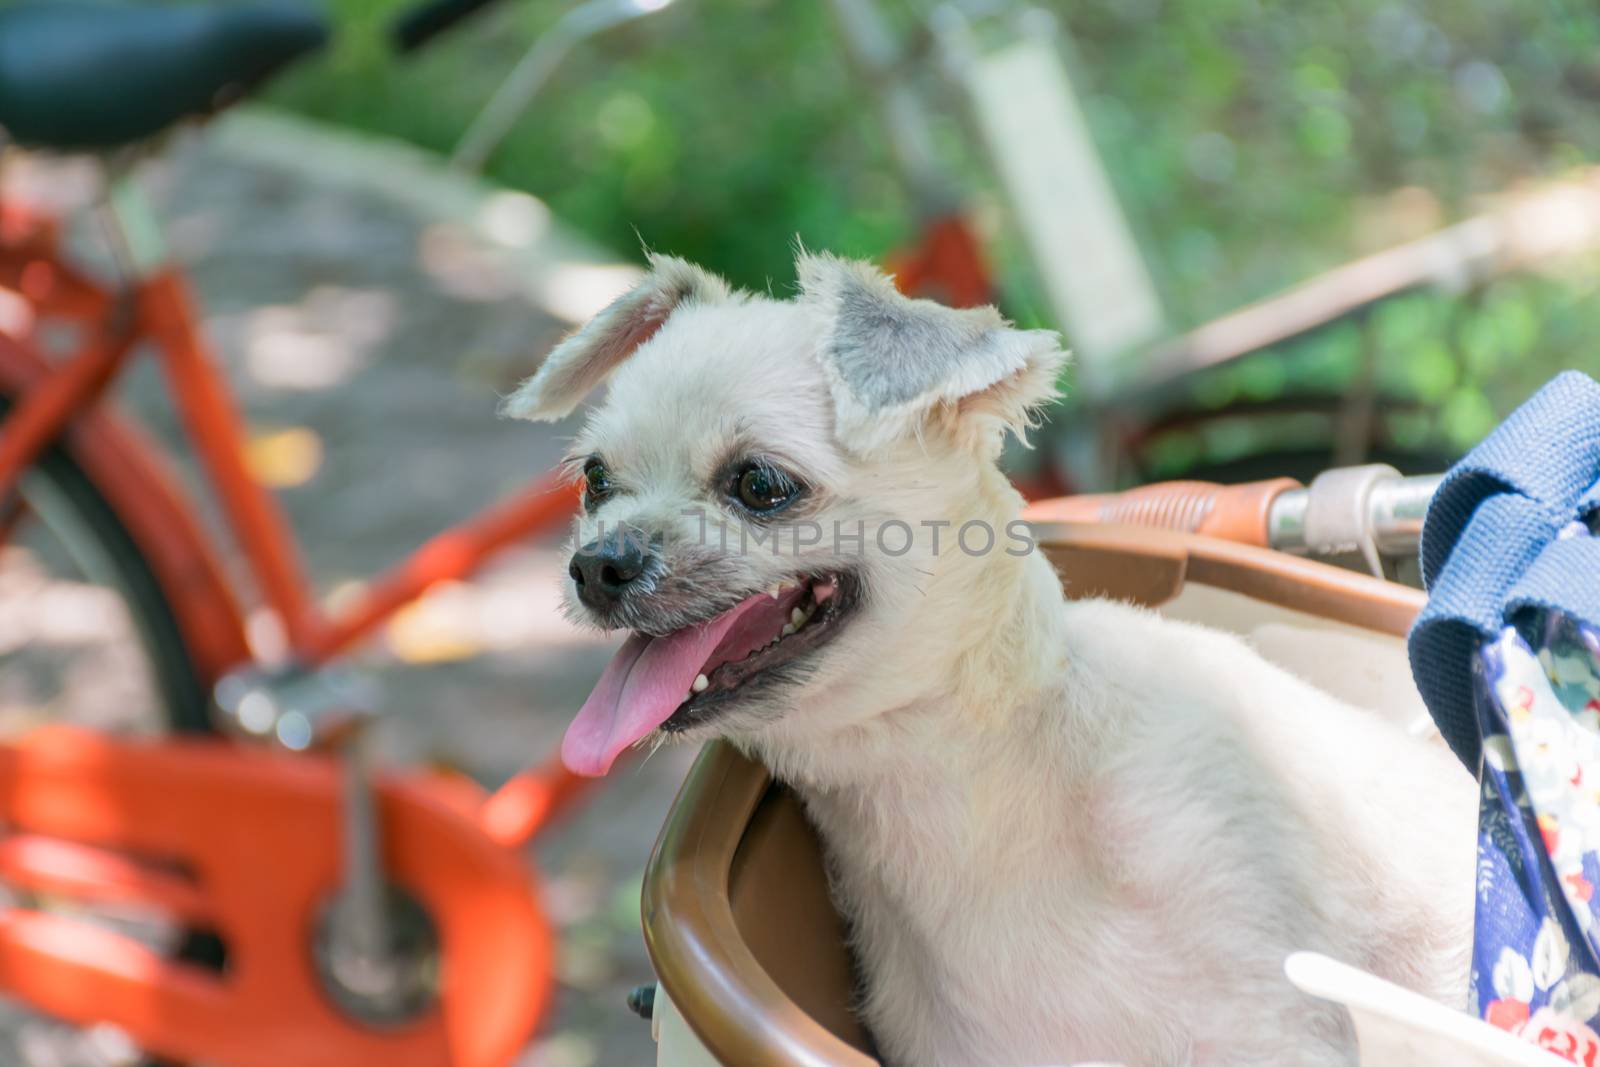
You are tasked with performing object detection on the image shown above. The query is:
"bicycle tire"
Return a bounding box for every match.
[0,391,210,734]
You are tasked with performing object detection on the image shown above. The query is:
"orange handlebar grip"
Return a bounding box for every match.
[1023,477,1303,548]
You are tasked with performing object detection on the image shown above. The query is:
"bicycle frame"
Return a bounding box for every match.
[0,192,581,667]
[0,181,586,1062]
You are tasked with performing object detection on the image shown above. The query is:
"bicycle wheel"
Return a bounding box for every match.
[0,385,217,1067]
[0,392,209,735]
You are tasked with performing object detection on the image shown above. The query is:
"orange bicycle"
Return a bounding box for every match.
[0,4,596,1065]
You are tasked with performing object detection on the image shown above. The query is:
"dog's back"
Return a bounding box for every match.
[820,596,1475,1067]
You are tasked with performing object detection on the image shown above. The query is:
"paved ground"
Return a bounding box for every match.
[2,112,694,1067]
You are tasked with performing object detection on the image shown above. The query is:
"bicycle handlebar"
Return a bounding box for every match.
[1024,466,1443,564]
[390,0,502,53]
[1025,479,1298,548]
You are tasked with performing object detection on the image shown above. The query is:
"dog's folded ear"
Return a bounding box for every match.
[797,252,1067,456]
[501,254,731,421]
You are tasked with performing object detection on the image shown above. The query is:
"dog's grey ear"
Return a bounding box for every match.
[797,252,1067,454]
[501,254,731,421]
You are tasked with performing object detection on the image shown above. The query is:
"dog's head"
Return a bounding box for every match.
[504,251,1065,776]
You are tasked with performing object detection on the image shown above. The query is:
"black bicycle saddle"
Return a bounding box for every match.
[0,2,328,150]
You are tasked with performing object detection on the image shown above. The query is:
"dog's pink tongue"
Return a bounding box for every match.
[562,594,769,776]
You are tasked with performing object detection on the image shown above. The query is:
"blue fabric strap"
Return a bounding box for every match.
[1506,535,1600,625]
[1409,371,1600,770]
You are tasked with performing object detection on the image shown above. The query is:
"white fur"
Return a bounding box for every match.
[508,254,1476,1067]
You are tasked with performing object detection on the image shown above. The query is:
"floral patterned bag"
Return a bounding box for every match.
[1410,372,1600,1065]
[1474,602,1600,1063]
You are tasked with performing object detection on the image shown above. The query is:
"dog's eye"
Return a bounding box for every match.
[583,460,613,507]
[731,462,800,514]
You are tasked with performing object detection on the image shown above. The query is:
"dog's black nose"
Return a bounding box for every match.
[570,529,651,611]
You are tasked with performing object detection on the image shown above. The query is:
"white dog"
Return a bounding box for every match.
[504,251,1476,1067]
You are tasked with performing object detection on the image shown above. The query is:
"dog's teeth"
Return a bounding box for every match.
[813,579,836,604]
[790,607,805,626]
[692,673,709,693]
[781,623,797,636]
[767,583,782,599]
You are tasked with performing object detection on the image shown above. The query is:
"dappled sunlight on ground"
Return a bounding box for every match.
[0,547,163,739]
[384,550,615,666]
[242,286,398,393]
[243,426,325,489]
[533,263,642,327]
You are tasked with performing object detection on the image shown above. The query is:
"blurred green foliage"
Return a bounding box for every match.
[1067,0,1600,324]
[267,0,1600,467]
[269,0,906,287]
